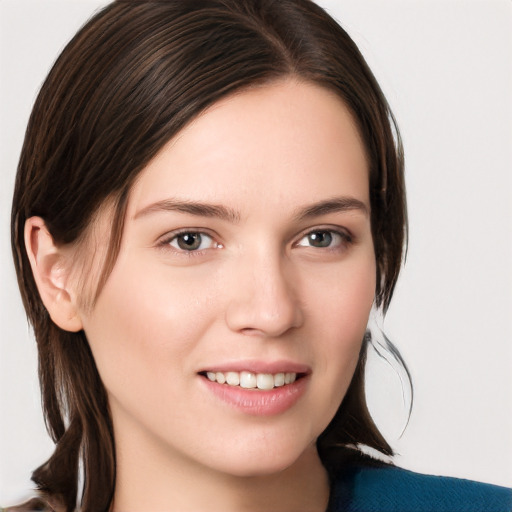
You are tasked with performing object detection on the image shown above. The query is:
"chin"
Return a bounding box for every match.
[225,459,296,478]
[206,436,319,479]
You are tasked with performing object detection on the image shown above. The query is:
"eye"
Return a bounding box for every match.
[296,229,349,249]
[168,232,217,251]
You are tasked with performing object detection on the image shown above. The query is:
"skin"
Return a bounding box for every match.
[28,79,376,511]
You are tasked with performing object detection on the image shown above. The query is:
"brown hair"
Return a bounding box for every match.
[11,0,406,510]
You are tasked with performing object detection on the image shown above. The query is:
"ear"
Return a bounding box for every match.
[24,217,83,332]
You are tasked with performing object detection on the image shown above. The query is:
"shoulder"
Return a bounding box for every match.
[1,496,63,512]
[329,463,512,512]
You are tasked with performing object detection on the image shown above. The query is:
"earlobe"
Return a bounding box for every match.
[24,217,83,332]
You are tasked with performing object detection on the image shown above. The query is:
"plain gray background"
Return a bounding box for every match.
[1,0,511,504]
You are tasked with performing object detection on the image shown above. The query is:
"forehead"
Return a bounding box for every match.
[128,79,369,217]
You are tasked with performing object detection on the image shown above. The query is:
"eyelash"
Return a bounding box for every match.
[295,227,353,251]
[158,229,220,257]
[158,226,353,256]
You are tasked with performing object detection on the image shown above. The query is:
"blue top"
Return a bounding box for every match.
[3,461,512,511]
[328,464,512,512]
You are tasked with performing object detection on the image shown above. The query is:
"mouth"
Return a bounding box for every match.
[200,370,306,391]
[198,364,310,415]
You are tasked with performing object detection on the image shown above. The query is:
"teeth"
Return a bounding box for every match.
[256,373,274,390]
[240,371,257,389]
[225,371,240,386]
[205,371,298,390]
[285,372,296,384]
[274,373,285,387]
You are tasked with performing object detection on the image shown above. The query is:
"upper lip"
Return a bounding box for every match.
[198,360,311,375]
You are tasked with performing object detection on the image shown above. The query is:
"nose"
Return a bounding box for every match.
[225,252,304,337]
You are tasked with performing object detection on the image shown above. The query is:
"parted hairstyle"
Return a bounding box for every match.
[11,0,407,510]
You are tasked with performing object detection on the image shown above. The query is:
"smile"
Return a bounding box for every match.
[200,369,309,416]
[205,371,298,390]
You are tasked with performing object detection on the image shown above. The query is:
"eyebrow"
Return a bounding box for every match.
[134,196,368,223]
[134,199,241,223]
[293,196,369,221]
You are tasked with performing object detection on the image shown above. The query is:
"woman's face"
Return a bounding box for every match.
[78,80,375,478]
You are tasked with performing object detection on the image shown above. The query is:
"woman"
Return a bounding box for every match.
[3,0,511,511]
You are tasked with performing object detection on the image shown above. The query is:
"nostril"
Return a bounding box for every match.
[226,301,303,338]
[239,327,267,336]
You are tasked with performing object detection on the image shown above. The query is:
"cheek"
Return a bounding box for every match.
[298,251,376,414]
[79,256,219,402]
[305,252,375,341]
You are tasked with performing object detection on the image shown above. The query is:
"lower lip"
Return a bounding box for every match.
[201,375,309,416]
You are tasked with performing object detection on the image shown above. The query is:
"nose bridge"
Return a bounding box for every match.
[225,245,303,337]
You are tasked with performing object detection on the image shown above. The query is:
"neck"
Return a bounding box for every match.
[112,434,330,512]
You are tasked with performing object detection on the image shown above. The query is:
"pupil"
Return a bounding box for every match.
[309,231,331,247]
[178,233,201,250]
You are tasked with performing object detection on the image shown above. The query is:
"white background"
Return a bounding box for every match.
[1,0,511,504]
